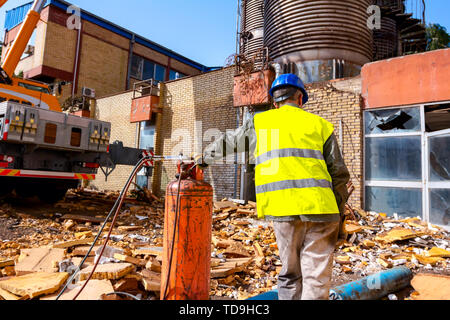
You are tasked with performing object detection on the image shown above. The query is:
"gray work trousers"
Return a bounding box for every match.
[273,220,339,300]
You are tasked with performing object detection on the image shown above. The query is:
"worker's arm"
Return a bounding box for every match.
[323,134,350,215]
[201,116,257,166]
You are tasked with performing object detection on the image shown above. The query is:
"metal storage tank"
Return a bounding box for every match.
[240,0,265,68]
[373,16,398,61]
[263,0,373,83]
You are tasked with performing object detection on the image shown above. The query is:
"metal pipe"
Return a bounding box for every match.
[72,21,82,97]
[247,267,413,300]
[329,267,413,300]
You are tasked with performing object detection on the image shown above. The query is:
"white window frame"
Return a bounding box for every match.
[363,101,450,230]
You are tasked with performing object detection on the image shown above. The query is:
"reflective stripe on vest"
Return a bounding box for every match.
[256,148,324,165]
[253,105,339,219]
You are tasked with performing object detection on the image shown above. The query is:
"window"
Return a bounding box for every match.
[429,189,450,226]
[365,186,422,218]
[130,54,166,82]
[18,82,50,94]
[365,107,420,135]
[131,55,143,80]
[154,64,166,82]
[364,103,450,229]
[139,120,156,150]
[143,60,155,81]
[169,70,186,80]
[365,136,422,181]
[137,119,156,188]
[44,123,57,144]
[425,103,450,132]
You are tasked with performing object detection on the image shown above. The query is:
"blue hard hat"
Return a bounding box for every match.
[270,73,309,105]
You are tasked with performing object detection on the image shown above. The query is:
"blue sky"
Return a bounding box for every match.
[0,0,448,67]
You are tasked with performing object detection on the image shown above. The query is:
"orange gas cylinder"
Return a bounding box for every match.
[160,162,213,300]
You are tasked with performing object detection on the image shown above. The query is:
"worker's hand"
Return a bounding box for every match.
[193,154,208,168]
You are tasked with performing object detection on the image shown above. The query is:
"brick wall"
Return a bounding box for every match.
[43,21,77,74]
[76,34,129,98]
[91,91,138,191]
[304,76,363,208]
[153,67,240,200]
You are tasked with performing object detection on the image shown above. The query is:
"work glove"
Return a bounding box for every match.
[193,154,209,168]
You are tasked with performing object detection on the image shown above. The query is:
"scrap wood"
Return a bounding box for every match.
[236,209,254,215]
[52,238,95,249]
[425,247,450,258]
[0,259,14,268]
[117,225,143,232]
[211,257,253,279]
[412,254,444,266]
[214,201,238,211]
[15,247,66,275]
[0,287,27,300]
[41,279,114,300]
[223,242,251,258]
[139,269,161,292]
[374,227,425,243]
[213,212,230,222]
[343,221,363,234]
[0,272,69,299]
[410,274,450,300]
[145,258,161,273]
[79,263,134,281]
[114,277,139,292]
[60,214,105,224]
[253,243,264,257]
[131,182,160,203]
[132,246,163,257]
[71,246,100,257]
[212,237,236,249]
[113,253,146,266]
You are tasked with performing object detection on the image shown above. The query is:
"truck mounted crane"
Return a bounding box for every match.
[0,0,145,202]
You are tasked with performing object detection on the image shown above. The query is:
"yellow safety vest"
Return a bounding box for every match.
[254,105,339,219]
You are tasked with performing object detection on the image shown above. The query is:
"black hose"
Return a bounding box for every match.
[55,157,147,300]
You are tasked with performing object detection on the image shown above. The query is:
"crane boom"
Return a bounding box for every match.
[1,0,46,78]
[0,0,8,9]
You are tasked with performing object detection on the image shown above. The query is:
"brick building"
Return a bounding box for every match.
[92,48,450,231]
[1,0,208,105]
[92,67,364,211]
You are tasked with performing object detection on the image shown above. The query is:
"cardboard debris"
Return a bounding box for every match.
[0,272,69,298]
[410,274,450,300]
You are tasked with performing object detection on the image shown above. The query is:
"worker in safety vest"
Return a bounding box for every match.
[198,73,350,300]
